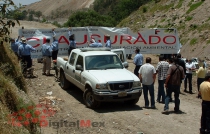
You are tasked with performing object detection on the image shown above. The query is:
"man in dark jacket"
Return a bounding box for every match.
[177,53,186,75]
[162,57,185,114]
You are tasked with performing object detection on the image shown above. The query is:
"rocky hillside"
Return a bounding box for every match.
[23,0,94,22]
[118,0,210,59]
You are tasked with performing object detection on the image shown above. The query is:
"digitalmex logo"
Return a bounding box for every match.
[7,104,56,127]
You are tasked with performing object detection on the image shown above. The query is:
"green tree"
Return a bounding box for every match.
[28,14,34,21]
[0,0,19,40]
[64,10,116,27]
[35,11,42,20]
[93,0,151,24]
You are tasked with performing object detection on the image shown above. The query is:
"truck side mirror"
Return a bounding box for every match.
[123,62,128,68]
[76,65,83,71]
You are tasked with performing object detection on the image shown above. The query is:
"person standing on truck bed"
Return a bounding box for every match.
[52,28,59,60]
[133,48,143,77]
[41,38,53,76]
[105,34,111,48]
[68,34,76,57]
[18,37,35,69]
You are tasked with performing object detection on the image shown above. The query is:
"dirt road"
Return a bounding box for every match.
[11,21,201,134]
[25,58,201,134]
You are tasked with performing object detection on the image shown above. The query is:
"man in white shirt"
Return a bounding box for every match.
[184,59,196,94]
[139,57,156,108]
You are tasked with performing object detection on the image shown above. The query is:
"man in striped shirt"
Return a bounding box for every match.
[156,55,169,103]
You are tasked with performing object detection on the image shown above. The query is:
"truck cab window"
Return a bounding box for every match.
[114,51,124,62]
[76,55,83,68]
[69,52,77,65]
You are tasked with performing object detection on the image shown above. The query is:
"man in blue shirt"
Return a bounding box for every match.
[18,37,35,69]
[105,34,111,48]
[133,48,143,77]
[68,34,76,57]
[42,38,53,76]
[52,29,59,60]
[10,36,20,57]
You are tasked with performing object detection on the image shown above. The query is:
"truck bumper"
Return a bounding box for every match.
[93,88,142,102]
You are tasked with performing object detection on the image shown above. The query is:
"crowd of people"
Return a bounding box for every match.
[133,48,210,134]
[10,30,209,133]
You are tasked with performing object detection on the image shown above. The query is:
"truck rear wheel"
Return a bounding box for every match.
[60,71,70,90]
[83,88,100,109]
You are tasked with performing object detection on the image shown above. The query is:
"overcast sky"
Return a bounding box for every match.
[13,0,40,6]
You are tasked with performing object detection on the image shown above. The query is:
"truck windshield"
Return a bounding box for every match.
[85,55,124,70]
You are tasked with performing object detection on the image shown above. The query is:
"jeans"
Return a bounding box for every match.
[200,101,210,134]
[197,78,205,91]
[157,79,166,102]
[134,65,141,77]
[184,73,192,91]
[164,84,180,111]
[143,83,155,107]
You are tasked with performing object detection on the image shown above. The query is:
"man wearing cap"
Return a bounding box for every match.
[105,34,111,48]
[18,37,35,69]
[68,34,76,56]
[199,73,210,134]
[52,29,59,60]
[41,38,53,76]
[10,36,20,57]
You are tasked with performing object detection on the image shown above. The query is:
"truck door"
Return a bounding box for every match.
[74,55,84,90]
[65,52,78,85]
[111,49,129,68]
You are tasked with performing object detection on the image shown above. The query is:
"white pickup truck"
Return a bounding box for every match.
[56,48,142,109]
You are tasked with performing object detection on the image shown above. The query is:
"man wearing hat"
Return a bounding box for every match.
[52,29,59,60]
[199,72,210,134]
[18,37,36,69]
[68,34,76,56]
[105,34,111,48]
[41,38,53,76]
[10,36,20,57]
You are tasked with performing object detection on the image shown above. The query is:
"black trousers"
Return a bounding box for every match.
[21,55,32,68]
[134,65,141,77]
[200,101,210,134]
[52,50,58,60]
[68,47,75,57]
[184,73,192,91]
